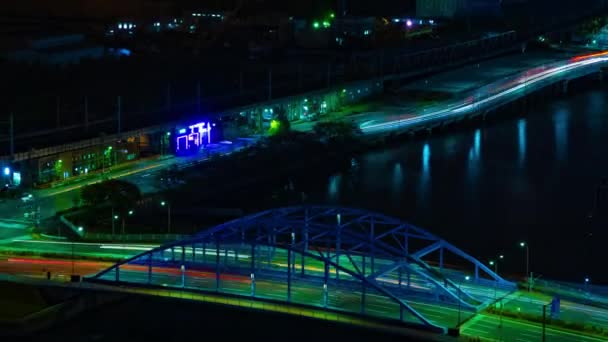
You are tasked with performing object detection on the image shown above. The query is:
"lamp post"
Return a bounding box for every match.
[490,255,503,300]
[458,275,470,327]
[520,241,530,291]
[161,201,171,234]
[542,302,551,342]
[122,210,134,235]
[111,207,119,239]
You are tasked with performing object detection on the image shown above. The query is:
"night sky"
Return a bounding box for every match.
[0,0,416,19]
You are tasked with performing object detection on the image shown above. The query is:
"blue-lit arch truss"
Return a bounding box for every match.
[88,206,515,333]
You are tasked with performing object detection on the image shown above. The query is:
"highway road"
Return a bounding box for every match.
[496,291,608,334]
[360,51,608,134]
[461,313,607,342]
[1,246,606,341]
[0,256,112,282]
[91,245,522,330]
[0,239,155,260]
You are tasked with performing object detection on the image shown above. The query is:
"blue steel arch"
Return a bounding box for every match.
[88,206,515,333]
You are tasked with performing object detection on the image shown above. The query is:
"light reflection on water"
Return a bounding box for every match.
[317,89,608,282]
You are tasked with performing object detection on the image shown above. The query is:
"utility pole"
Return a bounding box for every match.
[239,71,244,94]
[268,67,272,101]
[56,96,61,128]
[298,64,303,90]
[71,241,75,275]
[9,113,14,159]
[168,203,171,234]
[84,96,89,131]
[196,81,201,114]
[117,96,122,134]
[542,304,547,342]
[166,84,172,114]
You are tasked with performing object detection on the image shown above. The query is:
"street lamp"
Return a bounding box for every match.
[520,241,530,291]
[111,207,119,239]
[161,201,171,234]
[490,257,503,300]
[457,275,471,327]
[121,210,134,235]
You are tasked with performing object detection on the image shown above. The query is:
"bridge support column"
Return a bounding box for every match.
[115,265,120,282]
[171,247,175,262]
[562,80,569,94]
[439,247,444,272]
[181,246,185,265]
[287,246,292,302]
[600,67,608,85]
[475,265,479,281]
[251,243,256,274]
[361,255,366,276]
[291,231,296,275]
[202,242,206,263]
[370,217,375,275]
[361,254,366,313]
[192,244,195,262]
[404,229,409,256]
[323,262,329,308]
[148,254,152,284]
[267,232,272,266]
[336,213,341,280]
[302,209,309,277]
[398,267,402,286]
[215,239,221,291]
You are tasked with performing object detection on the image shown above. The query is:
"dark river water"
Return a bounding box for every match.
[305,88,608,284]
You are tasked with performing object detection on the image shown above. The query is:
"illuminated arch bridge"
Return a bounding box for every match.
[87,206,515,333]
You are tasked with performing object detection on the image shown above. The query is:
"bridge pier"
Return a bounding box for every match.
[323,262,329,308]
[336,212,341,281]
[215,238,221,291]
[600,67,608,85]
[148,254,152,284]
[361,255,366,314]
[287,246,292,302]
[398,267,402,286]
[370,217,375,274]
[251,243,256,275]
[561,80,570,94]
